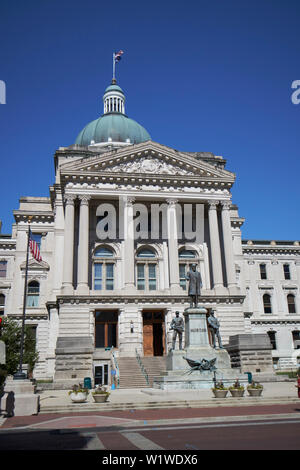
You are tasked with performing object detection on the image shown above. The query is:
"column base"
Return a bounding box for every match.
[76,284,90,295]
[62,284,74,295]
[213,284,228,295]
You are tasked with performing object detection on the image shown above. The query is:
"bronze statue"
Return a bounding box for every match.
[207,310,223,349]
[170,311,184,350]
[186,263,202,308]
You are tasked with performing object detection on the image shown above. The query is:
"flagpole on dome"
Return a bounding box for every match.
[14,215,33,380]
[112,50,124,84]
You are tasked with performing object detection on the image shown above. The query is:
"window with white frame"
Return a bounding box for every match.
[93,246,115,291]
[178,249,199,290]
[287,294,296,314]
[263,293,272,314]
[26,281,40,307]
[136,248,157,291]
[283,264,291,280]
[0,261,7,278]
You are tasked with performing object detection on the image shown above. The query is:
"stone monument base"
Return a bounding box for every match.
[1,379,39,416]
[154,348,247,390]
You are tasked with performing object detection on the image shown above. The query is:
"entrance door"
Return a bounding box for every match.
[143,311,165,356]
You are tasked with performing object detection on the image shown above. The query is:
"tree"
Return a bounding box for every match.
[0,317,39,382]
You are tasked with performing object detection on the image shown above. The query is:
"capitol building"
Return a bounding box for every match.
[0,78,299,386]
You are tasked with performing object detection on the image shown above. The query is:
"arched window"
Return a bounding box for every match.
[136,247,157,291]
[263,294,272,314]
[93,246,115,291]
[287,294,296,314]
[27,281,40,307]
[178,249,198,290]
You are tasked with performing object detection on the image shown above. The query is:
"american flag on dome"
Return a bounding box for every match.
[114,50,124,62]
[29,235,42,262]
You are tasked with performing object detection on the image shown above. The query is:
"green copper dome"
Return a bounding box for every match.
[75,80,151,146]
[75,113,151,146]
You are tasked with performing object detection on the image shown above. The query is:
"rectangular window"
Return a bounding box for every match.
[260,264,267,280]
[292,331,300,349]
[283,264,291,280]
[106,263,114,290]
[148,264,156,290]
[0,261,7,278]
[179,264,186,290]
[94,263,103,290]
[137,264,145,290]
[267,331,277,350]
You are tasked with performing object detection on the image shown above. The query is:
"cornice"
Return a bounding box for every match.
[52,294,245,307]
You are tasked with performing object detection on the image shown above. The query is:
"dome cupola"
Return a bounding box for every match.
[75,78,151,149]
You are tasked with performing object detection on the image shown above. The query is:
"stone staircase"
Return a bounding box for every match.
[118,356,167,389]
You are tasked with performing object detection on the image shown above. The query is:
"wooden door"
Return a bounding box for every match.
[143,322,153,356]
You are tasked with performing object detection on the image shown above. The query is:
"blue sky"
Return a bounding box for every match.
[0,0,299,239]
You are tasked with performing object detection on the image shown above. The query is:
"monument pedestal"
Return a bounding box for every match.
[153,306,247,390]
[2,379,40,416]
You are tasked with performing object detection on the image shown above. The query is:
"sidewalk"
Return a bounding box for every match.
[38,381,299,411]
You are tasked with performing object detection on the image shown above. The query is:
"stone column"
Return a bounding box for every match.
[62,193,76,294]
[123,196,136,292]
[77,195,91,295]
[220,201,237,291]
[166,199,180,293]
[208,200,224,293]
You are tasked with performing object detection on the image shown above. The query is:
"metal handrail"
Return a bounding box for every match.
[135,348,150,386]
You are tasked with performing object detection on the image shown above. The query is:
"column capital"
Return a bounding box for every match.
[220,200,231,210]
[64,193,77,205]
[166,198,179,206]
[125,196,135,207]
[207,200,219,209]
[78,194,91,205]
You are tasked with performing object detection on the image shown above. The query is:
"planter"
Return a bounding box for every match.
[92,393,109,403]
[229,389,245,398]
[69,392,88,403]
[247,388,263,397]
[212,389,228,398]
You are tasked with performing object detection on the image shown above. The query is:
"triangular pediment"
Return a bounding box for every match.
[59,141,235,183]
[20,258,50,271]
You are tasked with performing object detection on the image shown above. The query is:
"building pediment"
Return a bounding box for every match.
[20,258,50,271]
[59,141,235,185]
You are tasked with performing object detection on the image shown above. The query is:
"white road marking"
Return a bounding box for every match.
[122,431,164,450]
[82,432,106,450]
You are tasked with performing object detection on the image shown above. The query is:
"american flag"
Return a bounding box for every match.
[29,237,42,262]
[114,50,124,62]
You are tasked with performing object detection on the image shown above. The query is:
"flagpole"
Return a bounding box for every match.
[14,216,32,380]
[112,52,115,81]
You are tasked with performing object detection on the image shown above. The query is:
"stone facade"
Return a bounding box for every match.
[0,82,299,385]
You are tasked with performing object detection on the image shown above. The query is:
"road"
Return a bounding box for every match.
[0,410,299,452]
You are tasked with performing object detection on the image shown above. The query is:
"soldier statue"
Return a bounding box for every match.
[186,263,203,308]
[207,310,223,349]
[170,311,184,350]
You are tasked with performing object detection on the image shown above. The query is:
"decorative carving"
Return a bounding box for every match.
[64,193,77,205]
[208,200,219,209]
[108,157,195,176]
[78,194,91,205]
[220,200,231,210]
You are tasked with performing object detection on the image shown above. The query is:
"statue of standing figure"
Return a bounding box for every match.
[170,311,184,350]
[186,263,203,308]
[207,310,223,349]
